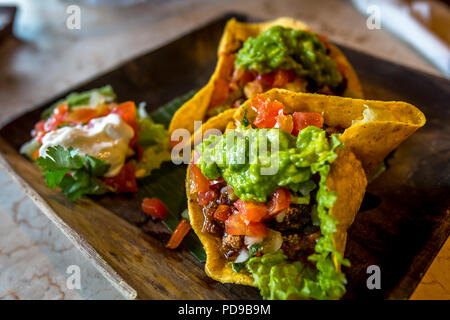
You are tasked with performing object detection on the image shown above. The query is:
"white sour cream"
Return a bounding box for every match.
[39,113,135,177]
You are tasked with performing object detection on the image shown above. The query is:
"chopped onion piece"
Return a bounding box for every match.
[263,229,283,254]
[235,249,250,263]
[245,235,264,246]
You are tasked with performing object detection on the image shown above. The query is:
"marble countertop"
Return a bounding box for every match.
[0,0,448,300]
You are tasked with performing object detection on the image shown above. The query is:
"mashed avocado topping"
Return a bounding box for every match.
[235,26,342,88]
[196,126,348,300]
[196,126,342,202]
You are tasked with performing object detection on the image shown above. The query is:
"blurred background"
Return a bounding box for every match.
[0,0,448,299]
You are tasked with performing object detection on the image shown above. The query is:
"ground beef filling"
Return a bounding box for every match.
[196,181,321,262]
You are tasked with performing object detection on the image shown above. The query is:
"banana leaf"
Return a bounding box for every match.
[137,90,206,262]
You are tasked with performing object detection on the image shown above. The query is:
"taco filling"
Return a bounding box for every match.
[207,26,347,119]
[189,95,350,299]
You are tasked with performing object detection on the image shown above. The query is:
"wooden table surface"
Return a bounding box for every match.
[0,0,448,300]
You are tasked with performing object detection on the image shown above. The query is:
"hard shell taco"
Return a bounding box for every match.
[186,92,368,300]
[169,17,363,139]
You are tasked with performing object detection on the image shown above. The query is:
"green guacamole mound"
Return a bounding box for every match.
[196,126,342,202]
[235,26,342,88]
[196,126,349,300]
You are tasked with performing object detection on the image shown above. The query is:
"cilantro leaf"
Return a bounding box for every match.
[248,243,264,257]
[37,145,110,200]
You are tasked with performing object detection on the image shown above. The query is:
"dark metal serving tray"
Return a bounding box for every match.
[0,13,449,299]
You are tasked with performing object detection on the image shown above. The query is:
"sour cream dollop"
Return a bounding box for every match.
[39,113,134,177]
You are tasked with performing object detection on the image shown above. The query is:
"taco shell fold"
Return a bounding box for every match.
[231,89,426,177]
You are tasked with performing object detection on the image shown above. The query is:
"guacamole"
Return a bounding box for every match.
[235,26,342,88]
[196,126,349,300]
[196,126,342,202]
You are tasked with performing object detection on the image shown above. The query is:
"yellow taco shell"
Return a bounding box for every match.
[169,17,363,139]
[186,104,368,287]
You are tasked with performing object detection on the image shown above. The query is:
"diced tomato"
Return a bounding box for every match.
[136,145,144,161]
[141,197,168,220]
[230,66,255,91]
[54,103,68,116]
[33,120,46,141]
[190,163,210,193]
[214,204,232,222]
[225,213,248,235]
[256,73,274,90]
[198,189,218,206]
[210,78,230,107]
[274,112,294,134]
[111,101,137,125]
[102,162,138,193]
[166,219,191,249]
[44,116,61,133]
[234,199,268,223]
[34,120,46,132]
[268,188,291,215]
[246,221,269,238]
[272,69,296,88]
[292,112,324,135]
[252,95,285,129]
[43,103,69,133]
[112,102,138,146]
[225,213,269,238]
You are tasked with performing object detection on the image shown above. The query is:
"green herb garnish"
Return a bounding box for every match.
[36,145,110,200]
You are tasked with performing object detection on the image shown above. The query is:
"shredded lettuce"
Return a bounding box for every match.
[134,104,171,178]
